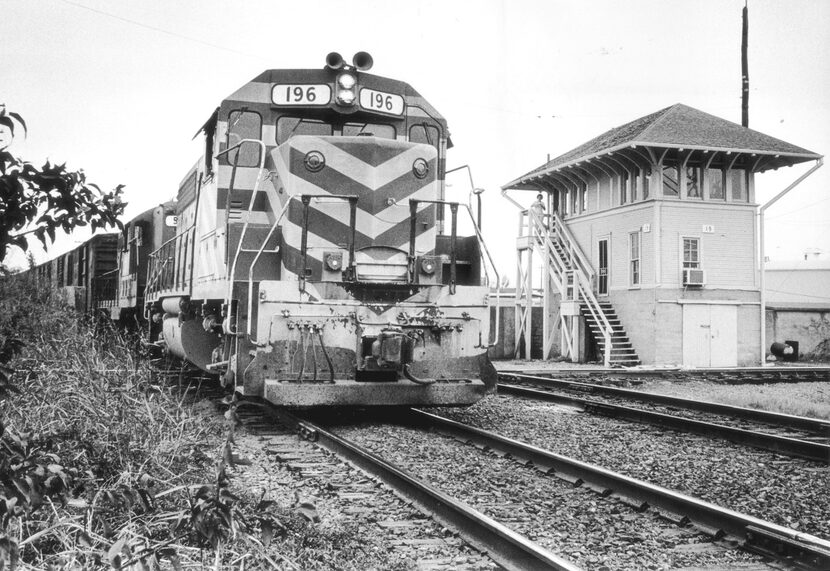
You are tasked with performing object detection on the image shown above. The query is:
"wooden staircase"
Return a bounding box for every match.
[581,300,641,366]
[521,209,639,367]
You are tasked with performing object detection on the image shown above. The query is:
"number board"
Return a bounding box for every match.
[359,88,404,116]
[272,84,332,106]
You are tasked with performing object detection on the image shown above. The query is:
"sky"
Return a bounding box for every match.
[2,0,828,274]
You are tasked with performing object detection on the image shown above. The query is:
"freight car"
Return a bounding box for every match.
[94,202,177,323]
[34,233,119,312]
[144,52,499,407]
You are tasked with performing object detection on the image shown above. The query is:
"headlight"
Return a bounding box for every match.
[304,151,325,172]
[338,74,356,89]
[337,89,356,105]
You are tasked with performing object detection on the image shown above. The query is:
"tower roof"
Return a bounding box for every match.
[504,103,821,190]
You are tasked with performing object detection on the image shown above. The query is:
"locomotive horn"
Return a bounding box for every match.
[325,52,345,70]
[352,51,373,71]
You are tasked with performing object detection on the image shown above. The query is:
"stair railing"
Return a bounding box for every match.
[551,212,595,288]
[530,210,612,367]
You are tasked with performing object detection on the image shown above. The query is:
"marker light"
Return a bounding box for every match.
[420,257,437,275]
[325,252,343,271]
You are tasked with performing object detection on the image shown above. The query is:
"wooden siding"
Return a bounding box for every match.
[564,202,654,290]
[659,202,756,289]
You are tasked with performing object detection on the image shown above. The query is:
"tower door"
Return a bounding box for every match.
[683,304,737,367]
[597,238,609,296]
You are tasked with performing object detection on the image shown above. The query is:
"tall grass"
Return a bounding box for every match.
[0,273,418,570]
[0,273,230,568]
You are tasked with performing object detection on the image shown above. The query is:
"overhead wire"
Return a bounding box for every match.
[58,0,268,62]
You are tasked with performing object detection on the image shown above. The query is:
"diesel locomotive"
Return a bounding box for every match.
[144,52,498,407]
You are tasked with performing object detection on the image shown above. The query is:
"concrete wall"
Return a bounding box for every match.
[766,308,830,360]
[489,304,548,360]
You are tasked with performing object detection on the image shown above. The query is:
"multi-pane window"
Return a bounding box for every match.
[620,171,628,204]
[683,237,701,269]
[708,168,725,199]
[629,231,641,286]
[686,166,701,198]
[730,169,748,201]
[580,181,588,213]
[662,164,679,196]
[631,167,639,202]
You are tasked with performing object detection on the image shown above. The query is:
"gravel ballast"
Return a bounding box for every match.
[229,425,499,570]
[436,394,830,540]
[334,419,770,571]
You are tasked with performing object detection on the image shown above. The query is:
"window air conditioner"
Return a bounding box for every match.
[683,268,705,287]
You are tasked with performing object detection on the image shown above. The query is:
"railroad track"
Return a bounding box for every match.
[158,365,830,569]
[499,373,830,464]
[228,399,830,570]
[498,367,830,384]
[237,400,577,571]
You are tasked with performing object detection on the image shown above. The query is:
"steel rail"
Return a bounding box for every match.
[498,367,830,382]
[260,405,580,571]
[500,372,830,435]
[410,409,830,570]
[498,383,830,464]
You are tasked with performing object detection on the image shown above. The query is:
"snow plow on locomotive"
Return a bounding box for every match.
[144,53,499,407]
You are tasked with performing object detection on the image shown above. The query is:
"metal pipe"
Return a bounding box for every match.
[408,199,418,283]
[449,203,458,295]
[299,195,311,291]
[348,196,358,279]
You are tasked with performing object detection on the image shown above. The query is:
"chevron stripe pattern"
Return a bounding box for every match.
[271,135,439,279]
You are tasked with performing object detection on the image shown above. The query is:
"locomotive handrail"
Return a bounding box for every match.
[408,198,502,348]
[462,202,501,349]
[246,195,295,340]
[298,194,359,293]
[223,138,267,311]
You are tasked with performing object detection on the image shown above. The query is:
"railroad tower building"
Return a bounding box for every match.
[503,104,822,367]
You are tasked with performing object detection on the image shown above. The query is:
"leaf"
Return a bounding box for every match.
[77,531,93,549]
[107,537,126,569]
[260,519,274,548]
[222,442,234,467]
[295,501,319,523]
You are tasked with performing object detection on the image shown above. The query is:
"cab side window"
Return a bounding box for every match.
[409,123,440,152]
[226,110,262,167]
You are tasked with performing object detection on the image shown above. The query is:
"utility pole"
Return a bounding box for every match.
[742,1,749,127]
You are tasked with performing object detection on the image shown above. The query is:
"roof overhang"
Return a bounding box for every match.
[503,141,823,191]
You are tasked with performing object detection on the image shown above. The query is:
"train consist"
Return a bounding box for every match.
[27,53,498,408]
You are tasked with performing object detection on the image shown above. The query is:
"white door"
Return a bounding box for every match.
[709,306,737,367]
[682,305,711,367]
[682,305,737,367]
